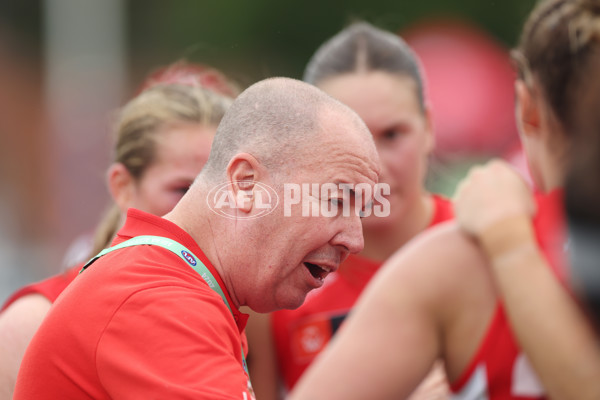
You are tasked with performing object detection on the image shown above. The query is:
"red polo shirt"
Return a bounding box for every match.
[14,209,252,399]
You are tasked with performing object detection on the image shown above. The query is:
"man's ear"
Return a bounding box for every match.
[107,163,135,213]
[515,80,542,139]
[226,153,265,214]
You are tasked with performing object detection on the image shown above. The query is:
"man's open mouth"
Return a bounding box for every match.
[304,262,329,281]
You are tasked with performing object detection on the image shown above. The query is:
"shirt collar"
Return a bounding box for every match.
[115,208,249,332]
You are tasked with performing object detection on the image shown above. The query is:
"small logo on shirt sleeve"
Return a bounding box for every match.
[181,250,197,266]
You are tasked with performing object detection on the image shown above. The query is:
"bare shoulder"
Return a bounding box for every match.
[373,221,498,379]
[0,294,52,341]
[377,221,493,302]
[0,294,52,398]
[287,223,498,400]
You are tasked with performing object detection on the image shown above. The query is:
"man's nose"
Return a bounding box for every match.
[331,211,364,256]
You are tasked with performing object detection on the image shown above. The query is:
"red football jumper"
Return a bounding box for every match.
[450,189,567,399]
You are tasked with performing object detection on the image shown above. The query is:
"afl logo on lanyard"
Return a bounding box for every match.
[181,250,197,266]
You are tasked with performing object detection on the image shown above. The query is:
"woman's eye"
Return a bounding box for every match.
[382,129,399,140]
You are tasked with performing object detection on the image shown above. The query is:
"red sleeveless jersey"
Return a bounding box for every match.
[1,265,81,312]
[450,189,567,399]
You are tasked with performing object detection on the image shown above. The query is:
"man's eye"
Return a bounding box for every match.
[176,186,190,195]
[330,198,343,207]
[359,201,373,218]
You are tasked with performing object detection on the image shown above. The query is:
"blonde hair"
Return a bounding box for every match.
[89,84,233,257]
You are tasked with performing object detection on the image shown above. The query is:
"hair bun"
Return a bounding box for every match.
[137,61,240,98]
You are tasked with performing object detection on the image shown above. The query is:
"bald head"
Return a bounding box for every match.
[167,77,380,313]
[201,77,370,182]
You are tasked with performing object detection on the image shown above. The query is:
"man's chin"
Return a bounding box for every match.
[362,205,405,231]
[277,292,309,311]
[249,293,307,313]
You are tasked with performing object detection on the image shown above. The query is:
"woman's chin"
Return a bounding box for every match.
[361,214,398,232]
[362,201,405,231]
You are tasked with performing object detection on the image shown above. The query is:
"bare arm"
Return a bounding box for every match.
[454,160,600,400]
[484,217,600,400]
[406,361,449,400]
[289,230,450,400]
[0,294,52,398]
[244,308,280,400]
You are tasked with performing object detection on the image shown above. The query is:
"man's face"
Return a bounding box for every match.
[246,112,380,312]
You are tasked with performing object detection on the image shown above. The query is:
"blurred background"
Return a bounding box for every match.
[0,0,536,300]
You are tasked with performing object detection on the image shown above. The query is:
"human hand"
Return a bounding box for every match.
[406,361,449,400]
[453,159,536,239]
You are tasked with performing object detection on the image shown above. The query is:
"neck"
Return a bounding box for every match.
[539,144,568,192]
[164,190,241,309]
[360,193,433,262]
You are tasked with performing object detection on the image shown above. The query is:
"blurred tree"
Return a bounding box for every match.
[127,0,536,88]
[0,0,47,241]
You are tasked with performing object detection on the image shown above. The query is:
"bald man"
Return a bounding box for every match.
[14,78,380,400]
